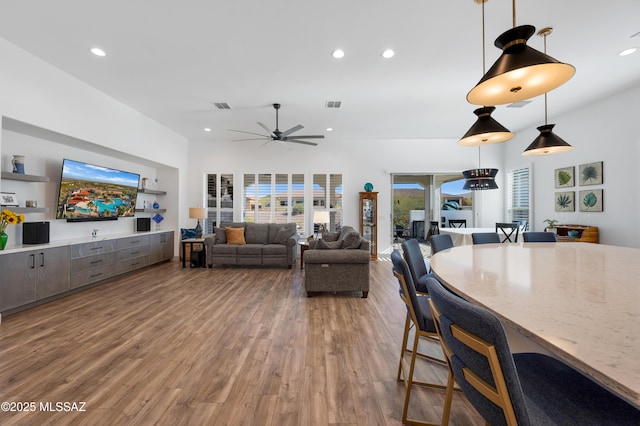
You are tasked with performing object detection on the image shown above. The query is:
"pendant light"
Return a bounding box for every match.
[463,147,499,190]
[459,0,514,146]
[522,28,574,156]
[466,0,575,106]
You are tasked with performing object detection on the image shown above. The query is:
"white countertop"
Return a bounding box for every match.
[430,242,640,407]
[0,229,173,255]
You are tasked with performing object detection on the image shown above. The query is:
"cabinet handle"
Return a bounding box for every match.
[131,240,140,244]
[40,252,45,267]
[90,246,104,250]
[30,254,35,269]
[132,262,139,266]
[90,273,103,278]
[131,251,139,255]
[90,259,103,265]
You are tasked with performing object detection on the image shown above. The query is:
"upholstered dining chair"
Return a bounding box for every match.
[430,234,454,255]
[471,232,501,245]
[428,221,440,237]
[390,251,455,426]
[401,238,433,294]
[495,222,519,243]
[425,277,640,426]
[523,231,557,242]
[448,219,467,228]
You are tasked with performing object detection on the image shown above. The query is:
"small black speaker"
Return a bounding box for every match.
[136,217,151,232]
[23,221,50,245]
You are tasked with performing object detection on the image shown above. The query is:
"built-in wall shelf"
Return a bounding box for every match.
[135,208,167,213]
[139,188,166,195]
[1,171,50,182]
[10,207,49,214]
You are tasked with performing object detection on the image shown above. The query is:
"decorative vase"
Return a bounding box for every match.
[0,231,7,250]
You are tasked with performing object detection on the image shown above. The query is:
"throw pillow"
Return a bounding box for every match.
[322,231,340,242]
[342,231,362,249]
[181,228,197,240]
[214,227,227,244]
[273,226,293,245]
[316,239,343,249]
[226,227,246,245]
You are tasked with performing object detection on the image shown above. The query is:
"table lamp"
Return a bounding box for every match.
[313,210,330,238]
[189,207,207,238]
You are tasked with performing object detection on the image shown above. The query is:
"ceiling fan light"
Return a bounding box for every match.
[458,106,515,146]
[522,124,574,156]
[467,25,575,106]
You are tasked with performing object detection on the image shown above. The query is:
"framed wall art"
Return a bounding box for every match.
[554,166,574,188]
[579,189,603,212]
[555,191,575,212]
[578,161,603,186]
[1,192,19,206]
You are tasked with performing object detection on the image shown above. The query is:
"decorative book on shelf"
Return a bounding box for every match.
[547,224,599,244]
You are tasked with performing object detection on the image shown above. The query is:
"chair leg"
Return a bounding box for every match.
[397,314,412,382]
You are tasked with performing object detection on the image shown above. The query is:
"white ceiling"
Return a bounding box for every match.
[1,0,639,144]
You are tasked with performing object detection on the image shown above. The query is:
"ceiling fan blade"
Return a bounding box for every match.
[285,135,324,139]
[233,137,270,141]
[286,139,318,146]
[257,122,273,135]
[280,124,304,137]
[229,129,270,138]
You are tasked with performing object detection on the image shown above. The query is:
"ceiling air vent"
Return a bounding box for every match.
[212,102,232,110]
[325,101,342,108]
[507,100,532,108]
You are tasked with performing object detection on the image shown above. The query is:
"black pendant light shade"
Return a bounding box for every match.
[522,124,574,156]
[467,25,575,106]
[462,168,499,190]
[459,106,515,146]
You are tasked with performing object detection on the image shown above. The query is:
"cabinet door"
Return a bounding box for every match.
[0,251,37,311]
[36,246,70,299]
[150,231,175,263]
[359,192,377,260]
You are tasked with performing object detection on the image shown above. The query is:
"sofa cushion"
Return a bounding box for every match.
[181,228,197,240]
[273,226,293,244]
[322,231,341,242]
[245,222,269,244]
[262,244,288,256]
[342,231,363,249]
[268,223,297,243]
[236,244,263,256]
[226,227,246,245]
[338,226,356,241]
[316,239,343,249]
[214,227,227,243]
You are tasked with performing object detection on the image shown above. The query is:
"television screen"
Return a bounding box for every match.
[56,159,140,221]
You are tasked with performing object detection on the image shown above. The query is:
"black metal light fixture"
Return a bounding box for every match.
[459,0,514,146]
[463,146,499,190]
[522,28,574,156]
[466,0,575,106]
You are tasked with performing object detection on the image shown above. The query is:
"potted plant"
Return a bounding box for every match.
[543,219,559,234]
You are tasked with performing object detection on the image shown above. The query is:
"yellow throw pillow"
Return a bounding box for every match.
[225,227,246,245]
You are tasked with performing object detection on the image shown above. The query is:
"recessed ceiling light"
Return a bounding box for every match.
[331,49,345,59]
[326,127,333,132]
[619,47,637,56]
[204,128,211,132]
[381,49,395,59]
[90,47,106,57]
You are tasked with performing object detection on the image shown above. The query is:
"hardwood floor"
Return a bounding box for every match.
[0,259,483,425]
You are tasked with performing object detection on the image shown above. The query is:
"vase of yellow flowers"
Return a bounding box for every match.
[0,209,25,250]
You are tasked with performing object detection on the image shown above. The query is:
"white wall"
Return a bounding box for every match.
[503,83,640,248]
[187,137,505,254]
[0,38,189,251]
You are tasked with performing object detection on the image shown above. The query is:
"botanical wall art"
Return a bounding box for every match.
[579,189,603,212]
[555,191,575,212]
[554,166,574,188]
[578,161,603,186]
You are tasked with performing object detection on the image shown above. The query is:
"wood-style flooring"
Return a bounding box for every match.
[0,259,483,425]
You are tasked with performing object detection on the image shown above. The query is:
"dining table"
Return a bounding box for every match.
[430,242,640,408]
[439,227,497,246]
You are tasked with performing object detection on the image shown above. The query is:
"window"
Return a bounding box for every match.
[204,173,233,232]
[507,167,530,223]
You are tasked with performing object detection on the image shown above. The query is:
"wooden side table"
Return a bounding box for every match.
[298,241,310,269]
[181,238,206,268]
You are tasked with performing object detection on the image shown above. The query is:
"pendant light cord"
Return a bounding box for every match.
[512,0,516,27]
[482,0,486,74]
[543,32,548,124]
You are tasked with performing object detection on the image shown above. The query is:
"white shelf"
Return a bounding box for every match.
[135,208,167,213]
[139,188,166,195]
[1,171,50,182]
[10,207,49,214]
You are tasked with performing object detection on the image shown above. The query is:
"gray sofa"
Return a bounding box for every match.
[203,222,299,268]
[303,226,371,298]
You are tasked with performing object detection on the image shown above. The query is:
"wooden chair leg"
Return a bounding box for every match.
[397,314,412,382]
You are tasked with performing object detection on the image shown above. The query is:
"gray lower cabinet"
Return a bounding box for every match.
[0,246,70,311]
[116,235,150,274]
[70,240,117,289]
[150,231,174,263]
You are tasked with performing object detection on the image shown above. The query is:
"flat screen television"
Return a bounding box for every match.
[56,159,140,221]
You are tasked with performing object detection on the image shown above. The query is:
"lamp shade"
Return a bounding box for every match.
[189,207,207,220]
[458,107,515,146]
[462,168,499,190]
[522,124,574,156]
[313,210,330,224]
[467,25,575,106]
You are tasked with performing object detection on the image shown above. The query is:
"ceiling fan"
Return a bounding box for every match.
[229,103,324,146]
